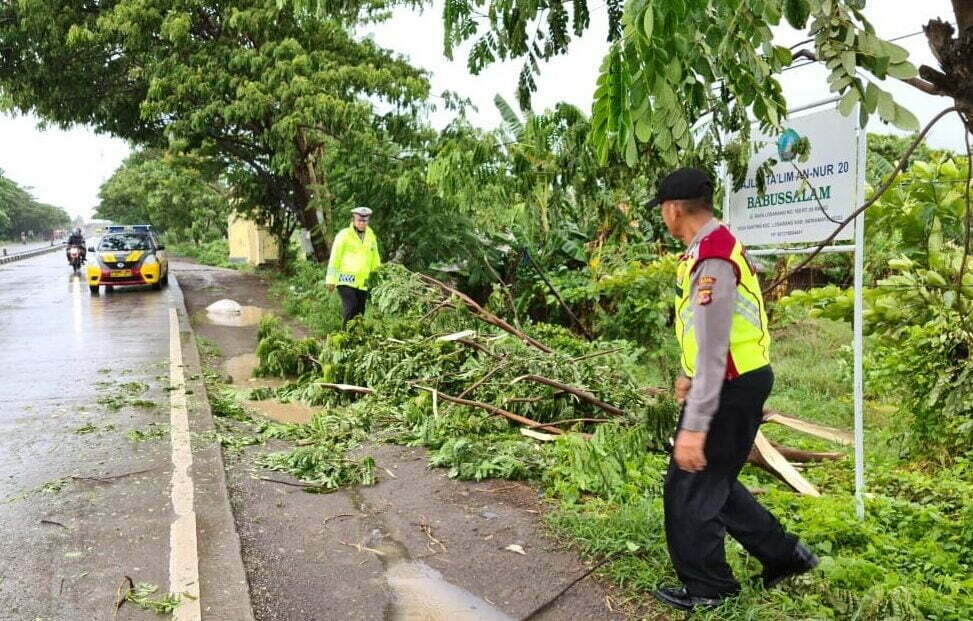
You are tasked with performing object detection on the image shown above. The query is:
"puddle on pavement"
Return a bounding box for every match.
[346,489,513,621]
[384,561,513,621]
[204,305,265,327]
[224,353,315,424]
[247,399,315,424]
[203,299,267,327]
[225,354,284,389]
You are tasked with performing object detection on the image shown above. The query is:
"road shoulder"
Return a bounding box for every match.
[169,272,256,621]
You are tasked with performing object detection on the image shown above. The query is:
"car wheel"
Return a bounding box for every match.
[152,281,162,291]
[161,271,169,286]
[89,285,99,294]
[105,285,114,292]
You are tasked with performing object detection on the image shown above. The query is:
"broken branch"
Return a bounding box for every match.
[413,385,573,436]
[513,374,625,416]
[418,273,554,353]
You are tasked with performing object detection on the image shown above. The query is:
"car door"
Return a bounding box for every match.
[152,235,168,274]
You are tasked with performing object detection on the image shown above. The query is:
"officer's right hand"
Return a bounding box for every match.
[674,376,692,404]
[326,284,335,293]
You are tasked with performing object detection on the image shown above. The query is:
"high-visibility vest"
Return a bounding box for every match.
[674,224,770,379]
[325,225,381,290]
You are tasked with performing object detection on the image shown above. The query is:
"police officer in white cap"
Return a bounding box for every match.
[326,206,381,324]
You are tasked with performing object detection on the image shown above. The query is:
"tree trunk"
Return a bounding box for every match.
[293,172,329,263]
[953,0,973,33]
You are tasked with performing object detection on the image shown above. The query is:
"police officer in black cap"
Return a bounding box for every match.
[647,167,819,612]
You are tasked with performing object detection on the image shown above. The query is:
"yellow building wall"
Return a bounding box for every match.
[228,214,279,266]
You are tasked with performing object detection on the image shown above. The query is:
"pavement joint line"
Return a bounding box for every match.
[169,308,202,620]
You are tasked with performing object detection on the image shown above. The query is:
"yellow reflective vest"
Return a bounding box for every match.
[674,225,770,379]
[325,225,381,290]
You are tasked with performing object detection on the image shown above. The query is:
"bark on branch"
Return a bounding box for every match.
[413,385,573,436]
[512,374,625,416]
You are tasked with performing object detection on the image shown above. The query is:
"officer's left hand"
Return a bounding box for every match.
[674,430,707,473]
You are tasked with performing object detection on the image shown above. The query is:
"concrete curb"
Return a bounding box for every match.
[169,273,256,621]
[0,244,60,264]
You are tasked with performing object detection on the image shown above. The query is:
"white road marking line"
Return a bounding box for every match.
[169,308,202,620]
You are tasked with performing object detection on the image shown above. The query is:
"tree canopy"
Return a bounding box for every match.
[0,0,431,260]
[95,149,231,243]
[438,0,973,173]
[0,170,71,239]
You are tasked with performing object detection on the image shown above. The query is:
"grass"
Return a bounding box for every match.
[269,260,344,337]
[167,238,237,269]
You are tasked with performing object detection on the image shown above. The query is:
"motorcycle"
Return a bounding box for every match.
[67,245,84,274]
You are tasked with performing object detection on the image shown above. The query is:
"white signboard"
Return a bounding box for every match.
[727,107,859,246]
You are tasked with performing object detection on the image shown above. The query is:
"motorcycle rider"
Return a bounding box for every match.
[66,227,87,263]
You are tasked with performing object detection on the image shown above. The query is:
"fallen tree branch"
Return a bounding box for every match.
[526,417,612,428]
[70,466,161,484]
[413,385,573,436]
[418,273,554,353]
[455,337,502,359]
[520,550,626,621]
[513,374,625,416]
[763,411,853,446]
[256,476,324,489]
[311,382,375,395]
[419,300,457,322]
[749,432,820,496]
[770,442,843,462]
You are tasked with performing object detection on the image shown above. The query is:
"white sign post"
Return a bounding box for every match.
[725,105,868,519]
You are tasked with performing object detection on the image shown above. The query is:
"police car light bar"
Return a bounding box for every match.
[106,224,153,233]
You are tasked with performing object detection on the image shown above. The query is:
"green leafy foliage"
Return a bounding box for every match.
[0,0,431,262]
[780,155,973,456]
[95,149,230,244]
[256,447,376,490]
[124,582,182,614]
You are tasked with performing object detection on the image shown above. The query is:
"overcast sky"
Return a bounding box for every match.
[0,0,962,221]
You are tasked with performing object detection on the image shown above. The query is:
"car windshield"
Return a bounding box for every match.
[98,234,153,252]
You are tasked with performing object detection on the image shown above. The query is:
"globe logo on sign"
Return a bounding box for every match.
[777,128,801,162]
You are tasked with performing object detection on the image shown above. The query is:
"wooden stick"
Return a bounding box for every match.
[763,411,853,446]
[513,374,625,416]
[456,337,502,359]
[770,442,843,462]
[418,273,554,353]
[526,417,612,428]
[312,382,374,395]
[419,300,457,322]
[749,432,820,497]
[413,385,569,436]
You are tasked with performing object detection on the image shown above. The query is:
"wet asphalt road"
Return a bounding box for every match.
[0,252,176,620]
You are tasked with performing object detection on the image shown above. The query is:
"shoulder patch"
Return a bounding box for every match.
[698,276,717,287]
[696,225,737,262]
[696,289,713,306]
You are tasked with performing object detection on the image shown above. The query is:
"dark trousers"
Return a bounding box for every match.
[663,366,797,598]
[337,285,368,324]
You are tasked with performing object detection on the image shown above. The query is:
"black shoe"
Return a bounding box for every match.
[762,542,820,588]
[652,586,727,612]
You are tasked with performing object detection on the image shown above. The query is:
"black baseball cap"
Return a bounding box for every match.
[646,167,713,208]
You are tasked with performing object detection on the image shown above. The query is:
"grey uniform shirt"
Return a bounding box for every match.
[681,219,738,433]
